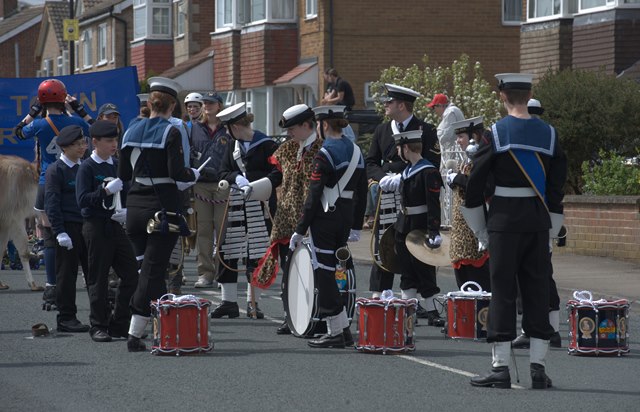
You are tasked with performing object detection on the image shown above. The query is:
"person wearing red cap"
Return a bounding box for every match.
[427,93,465,164]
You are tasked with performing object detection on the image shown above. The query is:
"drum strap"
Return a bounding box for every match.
[321,145,361,212]
[312,245,338,271]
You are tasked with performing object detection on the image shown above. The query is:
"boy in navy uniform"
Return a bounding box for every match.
[379,130,444,325]
[44,125,91,332]
[76,120,139,343]
[463,74,567,389]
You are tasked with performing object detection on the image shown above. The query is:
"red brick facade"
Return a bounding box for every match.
[212,31,241,91]
[239,26,298,89]
[131,40,174,81]
[520,19,573,81]
[0,21,40,77]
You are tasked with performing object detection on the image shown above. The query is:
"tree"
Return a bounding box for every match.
[534,69,640,194]
[370,54,503,127]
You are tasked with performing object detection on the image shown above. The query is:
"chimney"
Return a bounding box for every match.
[1,0,19,20]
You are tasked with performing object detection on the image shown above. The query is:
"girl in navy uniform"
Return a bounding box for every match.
[289,105,367,349]
[118,77,200,352]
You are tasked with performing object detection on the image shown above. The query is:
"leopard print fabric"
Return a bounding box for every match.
[270,138,323,241]
[449,162,485,263]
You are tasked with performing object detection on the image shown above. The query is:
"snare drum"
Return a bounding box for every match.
[445,281,491,340]
[283,241,356,337]
[355,298,417,354]
[567,297,630,356]
[151,294,213,356]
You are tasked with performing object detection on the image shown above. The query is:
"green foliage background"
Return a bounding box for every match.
[581,151,640,195]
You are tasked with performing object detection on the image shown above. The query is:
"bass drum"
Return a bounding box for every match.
[283,240,355,338]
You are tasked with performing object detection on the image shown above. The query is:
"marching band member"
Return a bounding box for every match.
[365,84,440,320]
[254,104,323,334]
[289,105,367,348]
[445,117,491,291]
[380,130,444,325]
[214,102,282,319]
[76,120,138,343]
[464,74,567,389]
[118,77,200,352]
[44,125,91,333]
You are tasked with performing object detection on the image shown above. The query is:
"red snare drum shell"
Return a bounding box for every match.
[355,298,416,354]
[151,298,213,355]
[567,299,630,356]
[446,296,490,340]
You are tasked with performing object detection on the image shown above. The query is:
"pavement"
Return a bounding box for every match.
[349,228,640,307]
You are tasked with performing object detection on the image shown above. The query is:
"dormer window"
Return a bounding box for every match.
[134,0,171,40]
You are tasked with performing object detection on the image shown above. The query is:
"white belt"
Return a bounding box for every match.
[403,204,428,215]
[340,190,353,199]
[135,177,176,186]
[494,186,536,197]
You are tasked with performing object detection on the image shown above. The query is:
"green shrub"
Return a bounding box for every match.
[581,150,640,195]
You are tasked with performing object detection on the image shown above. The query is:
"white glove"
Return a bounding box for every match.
[289,232,304,251]
[426,231,442,249]
[111,208,127,224]
[104,178,123,195]
[348,229,361,242]
[476,231,489,252]
[446,171,458,186]
[191,168,201,182]
[176,181,196,191]
[235,174,250,189]
[56,232,73,250]
[379,173,401,192]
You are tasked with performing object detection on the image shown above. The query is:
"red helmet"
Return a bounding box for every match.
[37,79,67,104]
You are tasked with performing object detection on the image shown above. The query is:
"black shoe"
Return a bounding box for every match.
[512,333,530,349]
[210,301,240,319]
[530,363,552,389]
[426,310,445,327]
[550,331,562,348]
[246,303,265,319]
[343,328,354,347]
[127,334,146,352]
[470,366,511,389]
[416,302,429,319]
[57,318,90,333]
[108,324,129,339]
[91,329,113,343]
[276,321,291,335]
[308,333,346,349]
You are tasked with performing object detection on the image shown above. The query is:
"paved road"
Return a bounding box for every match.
[1,257,639,411]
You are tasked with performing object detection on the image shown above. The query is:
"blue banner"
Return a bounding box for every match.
[0,67,140,161]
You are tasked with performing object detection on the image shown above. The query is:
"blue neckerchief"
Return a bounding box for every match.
[320,137,365,170]
[122,117,173,150]
[491,116,555,156]
[242,130,272,154]
[169,117,190,167]
[402,158,435,180]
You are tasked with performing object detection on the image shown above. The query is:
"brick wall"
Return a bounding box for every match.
[556,196,640,264]
[520,19,573,81]
[0,23,40,77]
[573,18,615,74]
[212,31,241,91]
[240,25,297,89]
[130,40,174,81]
[174,0,215,65]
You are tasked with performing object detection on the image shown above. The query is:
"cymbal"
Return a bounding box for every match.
[405,229,451,267]
[378,226,402,274]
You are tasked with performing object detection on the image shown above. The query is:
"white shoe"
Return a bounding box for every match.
[194,276,216,288]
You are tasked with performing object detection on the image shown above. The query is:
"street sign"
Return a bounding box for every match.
[63,19,79,42]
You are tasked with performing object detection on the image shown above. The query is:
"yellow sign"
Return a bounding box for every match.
[63,19,79,42]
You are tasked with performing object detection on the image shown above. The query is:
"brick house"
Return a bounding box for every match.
[520,0,640,81]
[34,1,70,77]
[0,0,43,78]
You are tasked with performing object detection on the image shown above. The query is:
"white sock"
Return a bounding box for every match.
[424,296,436,311]
[220,282,237,302]
[548,310,560,332]
[401,288,417,299]
[492,341,511,368]
[128,314,150,338]
[246,284,261,303]
[326,309,348,336]
[530,337,549,366]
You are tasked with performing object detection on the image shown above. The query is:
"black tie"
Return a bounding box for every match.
[398,122,404,132]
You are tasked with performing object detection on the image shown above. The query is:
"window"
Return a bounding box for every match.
[134,0,171,40]
[43,59,53,76]
[98,24,108,64]
[306,0,317,17]
[527,0,577,19]
[216,0,233,28]
[82,29,93,68]
[56,56,64,75]
[176,0,186,37]
[216,0,295,29]
[503,0,522,24]
[272,0,294,19]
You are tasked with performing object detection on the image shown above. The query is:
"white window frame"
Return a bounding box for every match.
[82,29,93,69]
[97,23,108,65]
[43,58,53,77]
[133,0,147,39]
[175,0,186,38]
[215,0,295,31]
[306,0,318,18]
[527,0,577,22]
[503,0,523,25]
[56,56,64,75]
[133,0,172,40]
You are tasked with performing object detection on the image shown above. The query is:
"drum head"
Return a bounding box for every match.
[405,229,451,267]
[285,245,317,337]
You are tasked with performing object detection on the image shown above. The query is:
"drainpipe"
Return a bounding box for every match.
[110,5,128,67]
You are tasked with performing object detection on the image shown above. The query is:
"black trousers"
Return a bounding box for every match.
[369,265,394,293]
[487,231,555,342]
[310,211,351,319]
[394,230,440,298]
[55,221,88,324]
[83,217,138,333]
[126,205,179,317]
[454,262,491,292]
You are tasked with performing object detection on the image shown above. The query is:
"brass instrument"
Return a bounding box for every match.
[146,211,195,235]
[369,184,401,273]
[335,246,351,270]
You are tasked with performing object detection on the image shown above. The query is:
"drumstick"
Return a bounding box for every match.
[196,157,211,173]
